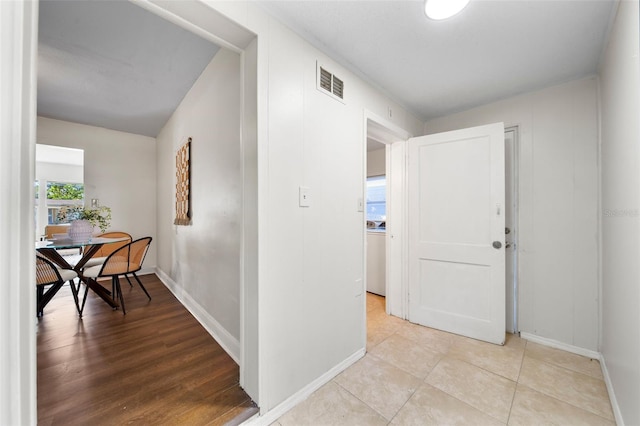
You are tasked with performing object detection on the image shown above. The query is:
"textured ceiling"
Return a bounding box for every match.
[260,0,617,121]
[38,0,220,137]
[37,0,617,137]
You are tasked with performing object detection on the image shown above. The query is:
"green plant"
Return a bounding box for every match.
[47,182,84,200]
[57,205,112,233]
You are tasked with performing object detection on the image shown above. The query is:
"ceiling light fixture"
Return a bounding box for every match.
[424,0,471,20]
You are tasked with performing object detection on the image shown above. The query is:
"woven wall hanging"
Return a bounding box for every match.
[174,137,191,225]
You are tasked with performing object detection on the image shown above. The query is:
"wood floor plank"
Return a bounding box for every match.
[37,274,258,425]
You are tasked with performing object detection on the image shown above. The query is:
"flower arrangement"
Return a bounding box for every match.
[57,205,112,233]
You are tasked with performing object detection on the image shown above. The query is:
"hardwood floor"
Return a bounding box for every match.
[37,274,257,425]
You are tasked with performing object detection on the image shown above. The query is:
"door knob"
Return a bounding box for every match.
[492,241,502,249]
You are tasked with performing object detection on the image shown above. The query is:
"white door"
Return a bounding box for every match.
[408,122,505,345]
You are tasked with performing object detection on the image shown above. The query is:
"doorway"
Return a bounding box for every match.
[363,114,413,321]
[365,143,387,297]
[6,1,260,422]
[377,124,520,343]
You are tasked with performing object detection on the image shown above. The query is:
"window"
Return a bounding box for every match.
[366,175,386,227]
[46,181,84,224]
[35,144,84,238]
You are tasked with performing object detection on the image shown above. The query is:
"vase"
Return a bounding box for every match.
[68,219,94,242]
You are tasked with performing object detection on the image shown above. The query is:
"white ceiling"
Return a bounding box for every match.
[37,0,617,138]
[260,0,617,121]
[38,0,220,137]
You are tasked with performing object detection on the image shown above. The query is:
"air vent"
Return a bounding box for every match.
[317,62,345,103]
[332,75,344,98]
[320,67,332,92]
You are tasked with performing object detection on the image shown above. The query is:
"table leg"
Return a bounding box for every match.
[37,281,65,316]
[77,276,119,314]
[37,247,73,269]
[38,246,120,316]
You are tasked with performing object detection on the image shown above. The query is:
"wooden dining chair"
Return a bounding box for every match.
[82,231,132,268]
[83,237,152,314]
[82,231,142,288]
[44,224,70,239]
[44,224,81,256]
[36,254,79,317]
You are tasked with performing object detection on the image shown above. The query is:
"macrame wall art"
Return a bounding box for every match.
[174,137,191,225]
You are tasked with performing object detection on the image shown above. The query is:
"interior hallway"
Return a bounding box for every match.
[274,293,614,425]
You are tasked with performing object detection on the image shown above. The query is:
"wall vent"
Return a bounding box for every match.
[317,62,345,103]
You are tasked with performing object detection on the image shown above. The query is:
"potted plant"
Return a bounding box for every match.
[57,205,112,241]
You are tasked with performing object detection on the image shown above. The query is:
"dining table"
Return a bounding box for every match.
[36,236,129,316]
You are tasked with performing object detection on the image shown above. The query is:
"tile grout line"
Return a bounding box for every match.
[427,356,515,424]
[504,339,528,425]
[383,333,442,426]
[518,355,615,421]
[331,376,392,424]
[515,382,616,424]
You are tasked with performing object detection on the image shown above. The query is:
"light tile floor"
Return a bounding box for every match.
[273,293,615,426]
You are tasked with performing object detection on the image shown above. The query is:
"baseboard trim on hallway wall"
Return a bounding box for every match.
[244,348,366,426]
[599,353,625,426]
[138,266,156,276]
[519,332,600,359]
[155,268,240,364]
[520,332,623,425]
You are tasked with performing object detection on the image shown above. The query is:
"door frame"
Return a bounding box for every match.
[1,1,39,423]
[362,110,412,321]
[505,126,520,333]
[7,1,260,421]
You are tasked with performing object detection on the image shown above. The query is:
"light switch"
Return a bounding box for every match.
[299,186,310,207]
[354,278,363,297]
[357,197,364,212]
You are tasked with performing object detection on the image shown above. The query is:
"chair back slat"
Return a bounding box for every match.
[44,224,69,239]
[99,237,152,276]
[86,231,132,258]
[36,255,62,286]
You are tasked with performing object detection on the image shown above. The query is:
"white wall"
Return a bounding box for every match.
[425,77,600,351]
[599,1,640,424]
[262,21,413,410]
[259,15,424,411]
[155,49,243,356]
[35,161,83,184]
[202,2,423,412]
[367,148,386,177]
[36,117,157,268]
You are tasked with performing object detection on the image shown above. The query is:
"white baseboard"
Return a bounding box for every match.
[598,353,625,426]
[519,332,600,359]
[154,267,240,364]
[520,332,623,424]
[138,266,156,276]
[243,348,366,426]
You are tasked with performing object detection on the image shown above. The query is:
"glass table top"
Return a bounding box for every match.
[35,236,128,250]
